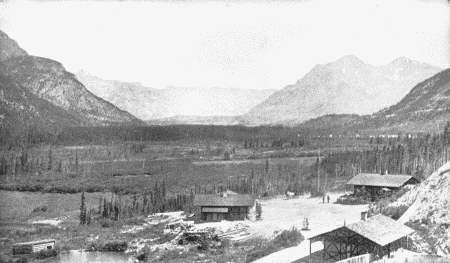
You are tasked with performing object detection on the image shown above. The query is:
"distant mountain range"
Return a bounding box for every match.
[147,115,238,126]
[296,68,450,134]
[240,55,442,126]
[76,70,275,121]
[0,30,143,129]
[1,29,447,135]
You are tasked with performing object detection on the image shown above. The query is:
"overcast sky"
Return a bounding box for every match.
[0,0,449,90]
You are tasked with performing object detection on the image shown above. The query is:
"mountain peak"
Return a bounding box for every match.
[333,55,366,65]
[391,56,413,65]
[77,69,92,76]
[0,30,28,62]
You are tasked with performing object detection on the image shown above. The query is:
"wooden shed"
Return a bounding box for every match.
[308,214,414,262]
[193,191,255,222]
[346,173,419,197]
[12,239,56,255]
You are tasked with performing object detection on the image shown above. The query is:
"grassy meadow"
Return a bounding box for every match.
[0,140,322,194]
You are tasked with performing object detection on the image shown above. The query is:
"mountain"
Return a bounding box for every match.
[0,30,143,127]
[0,75,85,131]
[293,68,450,134]
[76,70,276,122]
[147,115,238,126]
[364,68,450,133]
[241,55,442,126]
[75,70,163,120]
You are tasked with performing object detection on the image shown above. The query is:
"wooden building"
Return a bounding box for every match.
[346,173,419,197]
[193,190,255,222]
[12,239,56,255]
[308,214,414,262]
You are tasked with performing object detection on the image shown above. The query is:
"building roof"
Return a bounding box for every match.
[194,194,256,207]
[309,214,414,247]
[346,173,417,188]
[346,215,415,246]
[220,190,238,195]
[13,239,56,246]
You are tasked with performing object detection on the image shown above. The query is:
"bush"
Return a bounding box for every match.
[87,240,127,252]
[245,228,304,263]
[98,218,118,228]
[101,240,127,252]
[382,204,409,220]
[32,205,50,213]
[272,227,304,248]
[34,248,58,259]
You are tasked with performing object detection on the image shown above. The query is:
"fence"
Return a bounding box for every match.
[334,254,372,263]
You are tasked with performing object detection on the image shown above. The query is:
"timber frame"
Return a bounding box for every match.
[309,227,408,262]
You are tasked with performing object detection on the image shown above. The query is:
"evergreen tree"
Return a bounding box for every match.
[79,192,87,225]
[256,201,262,220]
[48,149,53,171]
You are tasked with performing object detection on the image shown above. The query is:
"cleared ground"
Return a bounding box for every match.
[192,193,368,263]
[251,193,368,238]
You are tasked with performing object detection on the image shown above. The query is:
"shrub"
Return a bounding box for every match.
[382,204,410,220]
[101,240,127,252]
[272,227,304,248]
[98,218,118,228]
[34,248,58,259]
[32,205,50,213]
[245,229,304,263]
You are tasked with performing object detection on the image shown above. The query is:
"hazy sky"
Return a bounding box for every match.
[0,0,449,90]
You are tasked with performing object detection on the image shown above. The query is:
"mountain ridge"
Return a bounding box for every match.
[0,30,143,127]
[76,70,276,121]
[240,55,442,126]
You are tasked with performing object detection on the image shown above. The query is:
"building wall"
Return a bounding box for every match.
[199,206,249,222]
[13,241,55,255]
[32,242,55,252]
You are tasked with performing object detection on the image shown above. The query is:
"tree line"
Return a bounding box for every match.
[80,180,195,224]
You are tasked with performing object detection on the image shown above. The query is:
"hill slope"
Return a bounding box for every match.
[0,75,84,130]
[365,68,450,132]
[0,30,143,126]
[385,162,450,255]
[241,56,442,125]
[76,70,275,121]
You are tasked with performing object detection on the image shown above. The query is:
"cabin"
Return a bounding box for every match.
[346,173,419,198]
[193,190,256,222]
[308,214,414,262]
[12,239,56,255]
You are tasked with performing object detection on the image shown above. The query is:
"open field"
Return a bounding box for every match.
[0,190,112,222]
[0,140,319,194]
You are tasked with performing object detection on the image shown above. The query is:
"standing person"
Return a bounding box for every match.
[327,195,330,203]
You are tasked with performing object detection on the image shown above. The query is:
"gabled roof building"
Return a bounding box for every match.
[308,214,414,262]
[193,191,256,222]
[346,173,419,197]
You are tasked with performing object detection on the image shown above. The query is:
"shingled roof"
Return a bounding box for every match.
[309,214,414,247]
[193,194,256,207]
[346,214,415,246]
[346,173,417,188]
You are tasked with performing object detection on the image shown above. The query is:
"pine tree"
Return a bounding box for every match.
[86,209,92,225]
[79,192,87,225]
[256,201,262,220]
[48,149,53,171]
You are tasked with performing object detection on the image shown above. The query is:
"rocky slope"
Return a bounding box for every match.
[0,30,143,126]
[241,56,442,125]
[385,161,450,255]
[76,70,275,121]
